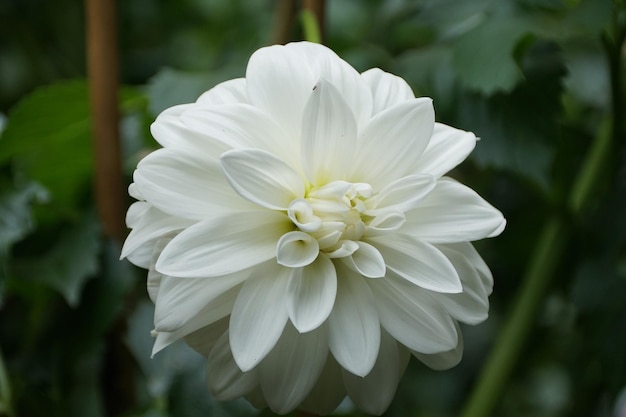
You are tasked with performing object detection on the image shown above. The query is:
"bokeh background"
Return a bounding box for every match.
[1,1,625,416]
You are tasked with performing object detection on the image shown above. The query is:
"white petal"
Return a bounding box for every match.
[447,241,494,293]
[246,42,372,137]
[276,231,320,268]
[369,234,462,293]
[152,284,241,355]
[181,103,297,165]
[413,322,464,370]
[328,264,380,377]
[121,204,193,267]
[295,42,373,128]
[184,316,229,357]
[207,331,259,400]
[147,234,175,302]
[301,78,357,185]
[368,272,458,353]
[361,68,415,115]
[287,254,337,333]
[404,177,506,243]
[196,78,249,105]
[221,148,304,210]
[342,241,386,278]
[365,211,406,236]
[156,211,290,278]
[433,244,491,324]
[246,43,316,138]
[229,262,290,372]
[350,98,435,188]
[342,329,406,416]
[150,104,230,154]
[153,273,246,332]
[365,173,436,215]
[413,122,477,178]
[300,356,346,415]
[259,322,328,414]
[133,147,254,219]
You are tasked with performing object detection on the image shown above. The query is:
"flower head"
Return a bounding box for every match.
[122,41,505,415]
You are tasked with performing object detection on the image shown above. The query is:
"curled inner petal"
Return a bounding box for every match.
[276,231,320,267]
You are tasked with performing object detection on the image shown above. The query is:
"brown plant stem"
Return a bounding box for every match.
[86,0,124,242]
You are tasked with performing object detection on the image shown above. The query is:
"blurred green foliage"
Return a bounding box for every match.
[0,0,625,416]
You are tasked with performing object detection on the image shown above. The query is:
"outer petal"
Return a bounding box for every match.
[369,234,462,293]
[364,173,436,215]
[259,322,328,414]
[301,79,357,185]
[404,177,506,243]
[121,203,193,268]
[150,104,231,155]
[133,148,255,220]
[152,284,241,355]
[432,244,491,325]
[446,241,494,293]
[413,122,477,178]
[287,254,337,333]
[153,273,247,332]
[196,78,249,105]
[328,264,380,377]
[299,356,346,415]
[156,211,291,278]
[368,272,458,353]
[180,103,297,165]
[221,148,304,210]
[413,322,464,370]
[342,329,409,416]
[207,331,259,400]
[184,316,229,357]
[361,68,415,115]
[350,98,435,188]
[246,42,372,137]
[229,262,290,372]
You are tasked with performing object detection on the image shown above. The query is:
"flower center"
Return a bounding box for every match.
[286,181,373,257]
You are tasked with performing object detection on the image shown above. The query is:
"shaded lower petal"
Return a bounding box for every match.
[207,331,259,400]
[404,177,506,243]
[230,262,290,372]
[342,329,408,416]
[368,272,458,353]
[184,316,229,357]
[152,284,241,355]
[287,254,337,333]
[413,322,463,370]
[328,264,380,377]
[369,234,462,293]
[433,244,491,325]
[299,356,346,415]
[156,211,291,278]
[259,322,328,414]
[153,274,246,333]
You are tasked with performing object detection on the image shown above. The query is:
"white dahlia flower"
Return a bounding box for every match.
[122,41,505,415]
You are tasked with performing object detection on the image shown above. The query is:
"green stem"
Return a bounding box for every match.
[300,9,322,44]
[461,9,624,415]
[460,217,567,417]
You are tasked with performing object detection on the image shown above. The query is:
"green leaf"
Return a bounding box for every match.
[0,80,145,218]
[452,18,529,94]
[13,211,101,307]
[0,181,48,250]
